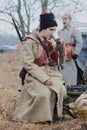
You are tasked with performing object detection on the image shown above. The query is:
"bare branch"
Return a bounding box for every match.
[0,19,13,24]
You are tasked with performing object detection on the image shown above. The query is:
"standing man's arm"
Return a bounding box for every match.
[74,28,83,56]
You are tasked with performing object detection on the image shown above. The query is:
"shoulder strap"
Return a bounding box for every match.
[36,35,49,57]
[70,28,75,43]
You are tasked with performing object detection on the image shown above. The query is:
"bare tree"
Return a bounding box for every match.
[40,0,48,11]
[0,0,86,39]
[0,0,42,38]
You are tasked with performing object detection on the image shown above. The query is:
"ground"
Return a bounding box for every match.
[0,50,86,130]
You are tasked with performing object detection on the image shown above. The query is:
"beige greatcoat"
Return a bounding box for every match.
[14,31,66,123]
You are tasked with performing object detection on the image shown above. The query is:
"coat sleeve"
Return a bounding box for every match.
[20,40,50,83]
[74,28,83,55]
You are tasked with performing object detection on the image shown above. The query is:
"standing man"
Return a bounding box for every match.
[14,12,66,123]
[59,13,83,86]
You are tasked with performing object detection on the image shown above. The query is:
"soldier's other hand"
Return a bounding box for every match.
[44,79,53,86]
[58,37,64,45]
[72,54,78,60]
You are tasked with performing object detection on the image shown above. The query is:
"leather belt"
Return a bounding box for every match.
[41,63,55,67]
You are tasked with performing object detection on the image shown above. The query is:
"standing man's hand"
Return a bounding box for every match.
[72,54,78,60]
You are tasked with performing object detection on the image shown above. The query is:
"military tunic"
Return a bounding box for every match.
[14,31,66,123]
[59,24,83,86]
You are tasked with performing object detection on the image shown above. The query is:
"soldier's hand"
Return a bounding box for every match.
[44,79,53,86]
[58,37,64,45]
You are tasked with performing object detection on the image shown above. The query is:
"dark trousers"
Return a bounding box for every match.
[75,62,85,85]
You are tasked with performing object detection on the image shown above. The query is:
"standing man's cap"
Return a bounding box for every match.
[62,13,72,19]
[40,11,58,31]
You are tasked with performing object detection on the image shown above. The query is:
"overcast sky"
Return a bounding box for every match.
[0,0,87,35]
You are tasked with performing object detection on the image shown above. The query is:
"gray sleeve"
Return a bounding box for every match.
[74,28,83,55]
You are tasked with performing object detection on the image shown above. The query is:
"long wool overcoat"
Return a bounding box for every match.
[14,31,66,123]
[59,25,83,86]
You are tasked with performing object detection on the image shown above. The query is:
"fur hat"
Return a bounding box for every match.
[39,12,57,31]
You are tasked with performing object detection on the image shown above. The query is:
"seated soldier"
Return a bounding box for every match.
[13,12,66,123]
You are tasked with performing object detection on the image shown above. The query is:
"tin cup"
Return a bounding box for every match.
[52,32,60,41]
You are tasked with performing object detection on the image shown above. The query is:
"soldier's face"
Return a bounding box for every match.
[62,17,71,27]
[42,26,57,40]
